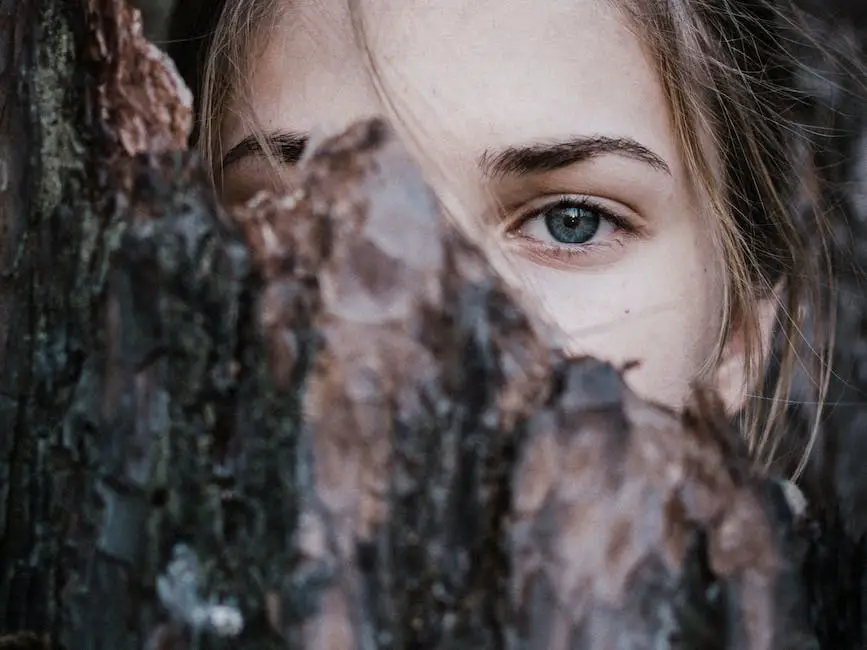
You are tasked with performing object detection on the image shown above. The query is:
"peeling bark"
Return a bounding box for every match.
[0,1,864,649]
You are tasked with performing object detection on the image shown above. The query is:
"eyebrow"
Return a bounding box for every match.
[478,135,671,177]
[222,131,671,177]
[222,131,308,168]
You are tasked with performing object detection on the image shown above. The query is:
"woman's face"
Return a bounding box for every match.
[220,0,737,409]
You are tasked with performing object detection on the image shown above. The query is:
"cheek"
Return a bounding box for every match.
[491,237,726,409]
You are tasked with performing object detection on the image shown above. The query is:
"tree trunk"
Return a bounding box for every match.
[0,1,864,649]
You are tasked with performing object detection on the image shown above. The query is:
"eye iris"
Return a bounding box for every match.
[544,206,600,244]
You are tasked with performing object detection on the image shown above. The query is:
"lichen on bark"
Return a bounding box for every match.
[0,0,91,637]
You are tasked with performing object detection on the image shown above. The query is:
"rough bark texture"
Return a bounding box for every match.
[0,0,79,640]
[0,1,864,649]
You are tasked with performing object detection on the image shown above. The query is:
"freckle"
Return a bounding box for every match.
[624,308,631,315]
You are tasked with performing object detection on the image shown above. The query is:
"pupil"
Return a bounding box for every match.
[544,206,599,244]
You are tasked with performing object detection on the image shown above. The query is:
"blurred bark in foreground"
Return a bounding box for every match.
[0,0,864,648]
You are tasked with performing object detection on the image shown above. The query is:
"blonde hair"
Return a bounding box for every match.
[196,0,847,478]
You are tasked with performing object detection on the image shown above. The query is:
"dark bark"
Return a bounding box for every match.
[0,0,864,649]
[0,0,80,638]
[764,9,867,648]
[0,0,29,578]
[131,0,174,42]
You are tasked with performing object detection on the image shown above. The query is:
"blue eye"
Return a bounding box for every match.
[509,196,630,256]
[505,195,640,267]
[543,204,600,244]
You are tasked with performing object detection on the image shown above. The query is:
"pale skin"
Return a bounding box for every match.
[219,0,775,411]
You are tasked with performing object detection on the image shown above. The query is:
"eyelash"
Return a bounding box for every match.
[506,195,639,260]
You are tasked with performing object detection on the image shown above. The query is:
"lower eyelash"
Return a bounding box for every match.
[537,237,626,254]
[508,235,630,266]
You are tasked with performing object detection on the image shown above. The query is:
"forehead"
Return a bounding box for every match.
[225,0,678,175]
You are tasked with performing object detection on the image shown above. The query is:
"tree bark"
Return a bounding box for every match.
[0,1,863,649]
[0,0,79,639]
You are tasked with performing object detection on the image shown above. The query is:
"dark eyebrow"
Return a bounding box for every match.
[478,135,671,178]
[222,131,671,180]
[222,131,309,169]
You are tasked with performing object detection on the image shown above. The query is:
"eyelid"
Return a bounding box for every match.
[501,193,644,235]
